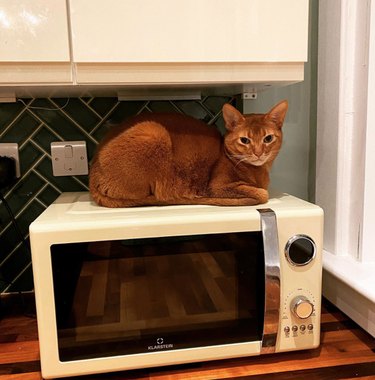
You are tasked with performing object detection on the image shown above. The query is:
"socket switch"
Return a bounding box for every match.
[0,143,20,178]
[51,141,88,176]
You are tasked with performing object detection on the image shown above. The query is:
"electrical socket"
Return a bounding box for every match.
[51,141,88,176]
[0,143,20,178]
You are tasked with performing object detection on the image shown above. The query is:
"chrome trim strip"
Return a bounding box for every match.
[257,208,280,354]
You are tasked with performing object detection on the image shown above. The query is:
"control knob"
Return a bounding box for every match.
[291,296,314,319]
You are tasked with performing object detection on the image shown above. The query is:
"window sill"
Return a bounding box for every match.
[322,250,375,337]
[323,250,375,303]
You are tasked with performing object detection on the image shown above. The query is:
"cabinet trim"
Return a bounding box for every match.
[74,62,304,86]
[0,63,73,84]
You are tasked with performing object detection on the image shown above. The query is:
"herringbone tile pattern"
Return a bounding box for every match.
[0,96,233,292]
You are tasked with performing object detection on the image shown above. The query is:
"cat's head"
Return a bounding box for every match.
[222,100,288,167]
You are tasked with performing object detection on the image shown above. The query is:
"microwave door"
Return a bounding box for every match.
[51,231,266,362]
[258,208,281,354]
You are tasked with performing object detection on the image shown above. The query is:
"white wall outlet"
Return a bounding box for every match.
[51,141,88,176]
[0,143,20,178]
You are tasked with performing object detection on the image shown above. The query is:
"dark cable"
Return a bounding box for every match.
[0,191,35,318]
[0,191,31,255]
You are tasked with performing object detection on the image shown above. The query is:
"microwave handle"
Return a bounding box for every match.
[258,208,281,354]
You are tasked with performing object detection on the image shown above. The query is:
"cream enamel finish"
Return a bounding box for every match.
[0,63,72,85]
[0,0,70,62]
[0,0,308,93]
[275,210,323,352]
[69,0,308,63]
[0,0,71,84]
[73,62,304,87]
[70,0,308,87]
[30,192,323,379]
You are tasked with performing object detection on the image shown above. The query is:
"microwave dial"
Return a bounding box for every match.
[285,235,316,266]
[291,296,314,319]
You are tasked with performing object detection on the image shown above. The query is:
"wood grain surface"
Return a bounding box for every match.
[0,293,374,379]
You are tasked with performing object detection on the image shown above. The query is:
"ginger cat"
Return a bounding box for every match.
[89,100,288,207]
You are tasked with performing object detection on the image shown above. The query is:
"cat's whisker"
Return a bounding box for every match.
[235,157,250,168]
[226,153,252,167]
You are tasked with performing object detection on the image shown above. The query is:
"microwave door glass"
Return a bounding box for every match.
[50,232,265,361]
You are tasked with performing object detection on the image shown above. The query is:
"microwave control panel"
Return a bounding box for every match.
[281,288,319,344]
[276,229,322,352]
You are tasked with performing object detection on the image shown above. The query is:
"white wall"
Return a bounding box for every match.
[243,79,311,201]
[317,0,375,338]
[243,0,317,202]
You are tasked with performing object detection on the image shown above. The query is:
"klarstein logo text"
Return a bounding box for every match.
[147,338,173,351]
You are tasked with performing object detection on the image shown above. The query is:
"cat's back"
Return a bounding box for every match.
[102,112,222,155]
[114,112,219,137]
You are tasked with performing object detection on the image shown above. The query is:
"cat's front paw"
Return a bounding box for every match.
[256,188,269,204]
[236,185,268,204]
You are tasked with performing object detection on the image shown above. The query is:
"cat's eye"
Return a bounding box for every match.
[263,134,274,143]
[240,137,250,144]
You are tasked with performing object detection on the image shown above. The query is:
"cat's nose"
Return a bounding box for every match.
[254,149,262,158]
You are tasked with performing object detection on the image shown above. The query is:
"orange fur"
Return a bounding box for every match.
[89,101,288,207]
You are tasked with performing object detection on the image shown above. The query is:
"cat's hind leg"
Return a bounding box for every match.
[89,121,172,207]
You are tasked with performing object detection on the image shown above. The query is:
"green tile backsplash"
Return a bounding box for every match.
[0,96,233,293]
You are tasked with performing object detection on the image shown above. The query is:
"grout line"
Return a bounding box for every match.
[0,107,28,139]
[22,105,66,142]
[18,123,44,150]
[101,99,121,118]
[48,98,98,144]
[29,138,52,159]
[137,101,150,114]
[72,176,89,190]
[89,100,120,138]
[0,182,49,235]
[16,151,47,179]
[207,111,223,126]
[85,97,94,105]
[0,180,52,265]
[34,196,48,209]
[78,97,103,119]
[0,240,24,268]
[32,169,63,195]
[169,101,185,114]
[198,101,215,120]
[0,152,48,200]
[2,262,32,293]
[141,102,152,113]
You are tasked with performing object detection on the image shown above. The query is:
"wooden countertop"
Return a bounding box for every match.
[0,295,374,380]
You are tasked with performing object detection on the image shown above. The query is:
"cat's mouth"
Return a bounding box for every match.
[249,156,267,166]
[227,152,267,167]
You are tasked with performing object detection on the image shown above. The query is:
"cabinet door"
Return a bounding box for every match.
[0,0,72,84]
[69,0,308,63]
[0,0,70,62]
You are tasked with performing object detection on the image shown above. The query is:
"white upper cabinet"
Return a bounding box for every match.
[69,0,308,63]
[0,0,70,62]
[0,0,309,95]
[0,0,72,84]
[69,0,309,89]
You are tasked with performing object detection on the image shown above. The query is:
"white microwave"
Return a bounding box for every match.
[29,191,323,379]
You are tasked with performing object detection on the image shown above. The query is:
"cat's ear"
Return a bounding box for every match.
[266,100,288,129]
[222,104,245,130]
